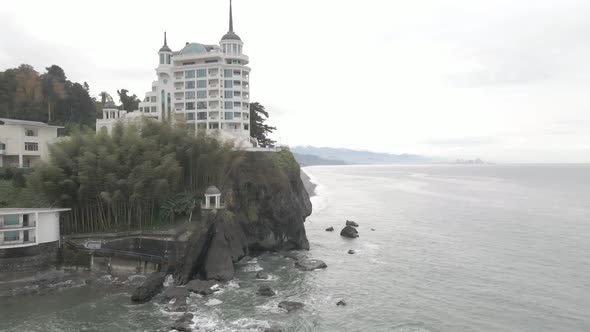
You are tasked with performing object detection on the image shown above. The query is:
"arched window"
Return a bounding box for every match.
[161,90,165,119]
[160,54,165,64]
[167,93,171,120]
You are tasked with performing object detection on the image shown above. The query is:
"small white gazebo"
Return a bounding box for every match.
[202,186,224,210]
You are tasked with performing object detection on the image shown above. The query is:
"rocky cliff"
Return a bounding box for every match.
[173,151,312,284]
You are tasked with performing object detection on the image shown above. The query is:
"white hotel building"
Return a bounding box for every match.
[97,1,254,147]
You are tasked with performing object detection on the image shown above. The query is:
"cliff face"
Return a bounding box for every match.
[174,151,312,283]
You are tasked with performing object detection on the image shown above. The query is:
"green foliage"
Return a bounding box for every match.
[0,180,50,208]
[28,120,244,234]
[249,102,277,147]
[117,89,140,112]
[0,64,96,129]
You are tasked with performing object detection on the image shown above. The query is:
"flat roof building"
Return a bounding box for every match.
[0,118,63,168]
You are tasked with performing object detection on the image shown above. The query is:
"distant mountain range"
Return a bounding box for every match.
[291,146,431,165]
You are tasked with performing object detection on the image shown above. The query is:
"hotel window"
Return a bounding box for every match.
[232,44,237,54]
[4,215,19,226]
[197,102,207,110]
[233,80,241,86]
[225,112,234,120]
[185,91,196,100]
[197,112,207,120]
[151,96,156,102]
[151,107,157,113]
[4,231,19,242]
[209,123,219,129]
[234,112,241,118]
[185,70,196,78]
[0,143,5,150]
[197,91,207,99]
[187,112,195,120]
[166,54,171,64]
[224,80,233,88]
[160,54,165,64]
[139,107,143,112]
[224,101,233,110]
[243,113,249,120]
[25,128,38,137]
[233,70,241,76]
[234,91,241,97]
[185,81,196,89]
[186,102,196,110]
[25,142,38,151]
[224,91,233,98]
[197,80,207,89]
[234,102,241,108]
[205,60,218,64]
[197,69,207,78]
[224,69,233,77]
[244,124,249,130]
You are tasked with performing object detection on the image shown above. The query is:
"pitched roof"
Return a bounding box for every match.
[205,186,221,195]
[0,118,64,129]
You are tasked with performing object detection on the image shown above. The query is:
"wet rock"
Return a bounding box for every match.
[131,272,166,303]
[295,259,327,271]
[340,226,359,239]
[371,228,376,231]
[325,227,334,232]
[172,321,192,332]
[278,301,305,312]
[281,251,303,260]
[337,300,347,306]
[186,279,219,296]
[348,249,355,255]
[256,271,270,280]
[257,285,276,297]
[177,313,194,323]
[162,286,189,301]
[346,220,359,227]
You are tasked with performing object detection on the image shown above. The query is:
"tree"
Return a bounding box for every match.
[249,102,276,147]
[41,65,67,123]
[117,89,140,111]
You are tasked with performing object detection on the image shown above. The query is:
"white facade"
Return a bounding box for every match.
[97,1,255,147]
[0,118,63,168]
[0,208,69,249]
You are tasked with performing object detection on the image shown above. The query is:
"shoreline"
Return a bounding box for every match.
[300,168,316,197]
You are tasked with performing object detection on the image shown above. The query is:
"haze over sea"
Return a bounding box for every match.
[1,164,589,331]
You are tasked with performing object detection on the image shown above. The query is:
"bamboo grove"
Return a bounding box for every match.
[28,120,245,234]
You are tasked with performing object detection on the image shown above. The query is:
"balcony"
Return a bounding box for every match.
[0,146,5,155]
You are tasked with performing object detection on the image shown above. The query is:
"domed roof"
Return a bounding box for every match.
[205,186,221,196]
[159,45,172,53]
[221,31,242,41]
[180,43,208,55]
[103,101,117,109]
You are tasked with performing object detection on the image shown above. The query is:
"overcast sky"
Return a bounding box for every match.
[1,0,589,162]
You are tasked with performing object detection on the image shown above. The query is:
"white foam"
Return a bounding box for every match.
[163,274,175,287]
[302,167,328,212]
[205,299,223,306]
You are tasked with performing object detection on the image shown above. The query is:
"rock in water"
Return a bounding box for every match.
[336,300,347,306]
[371,228,376,231]
[257,285,276,296]
[346,220,359,227]
[278,301,305,312]
[131,272,166,303]
[203,227,235,281]
[186,279,219,296]
[295,259,328,271]
[172,320,192,332]
[325,227,334,232]
[340,226,359,238]
[348,249,355,255]
[264,328,283,332]
[162,286,190,301]
[256,271,270,280]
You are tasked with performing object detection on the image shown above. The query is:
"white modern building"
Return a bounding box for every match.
[0,118,63,168]
[97,0,254,147]
[0,208,69,249]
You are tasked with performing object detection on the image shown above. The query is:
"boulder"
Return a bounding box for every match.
[162,286,190,302]
[203,229,235,281]
[172,321,192,332]
[371,228,376,231]
[336,300,347,306]
[257,285,276,297]
[278,301,305,312]
[325,227,334,232]
[295,259,327,271]
[340,226,359,239]
[256,271,270,280]
[346,220,359,227]
[186,279,219,296]
[131,272,166,303]
[177,313,194,323]
[347,250,355,255]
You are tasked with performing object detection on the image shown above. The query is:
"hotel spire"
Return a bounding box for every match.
[221,0,241,41]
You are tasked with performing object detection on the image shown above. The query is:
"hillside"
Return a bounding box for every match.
[291,146,430,165]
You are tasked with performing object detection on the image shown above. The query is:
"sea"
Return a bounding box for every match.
[0,164,589,332]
